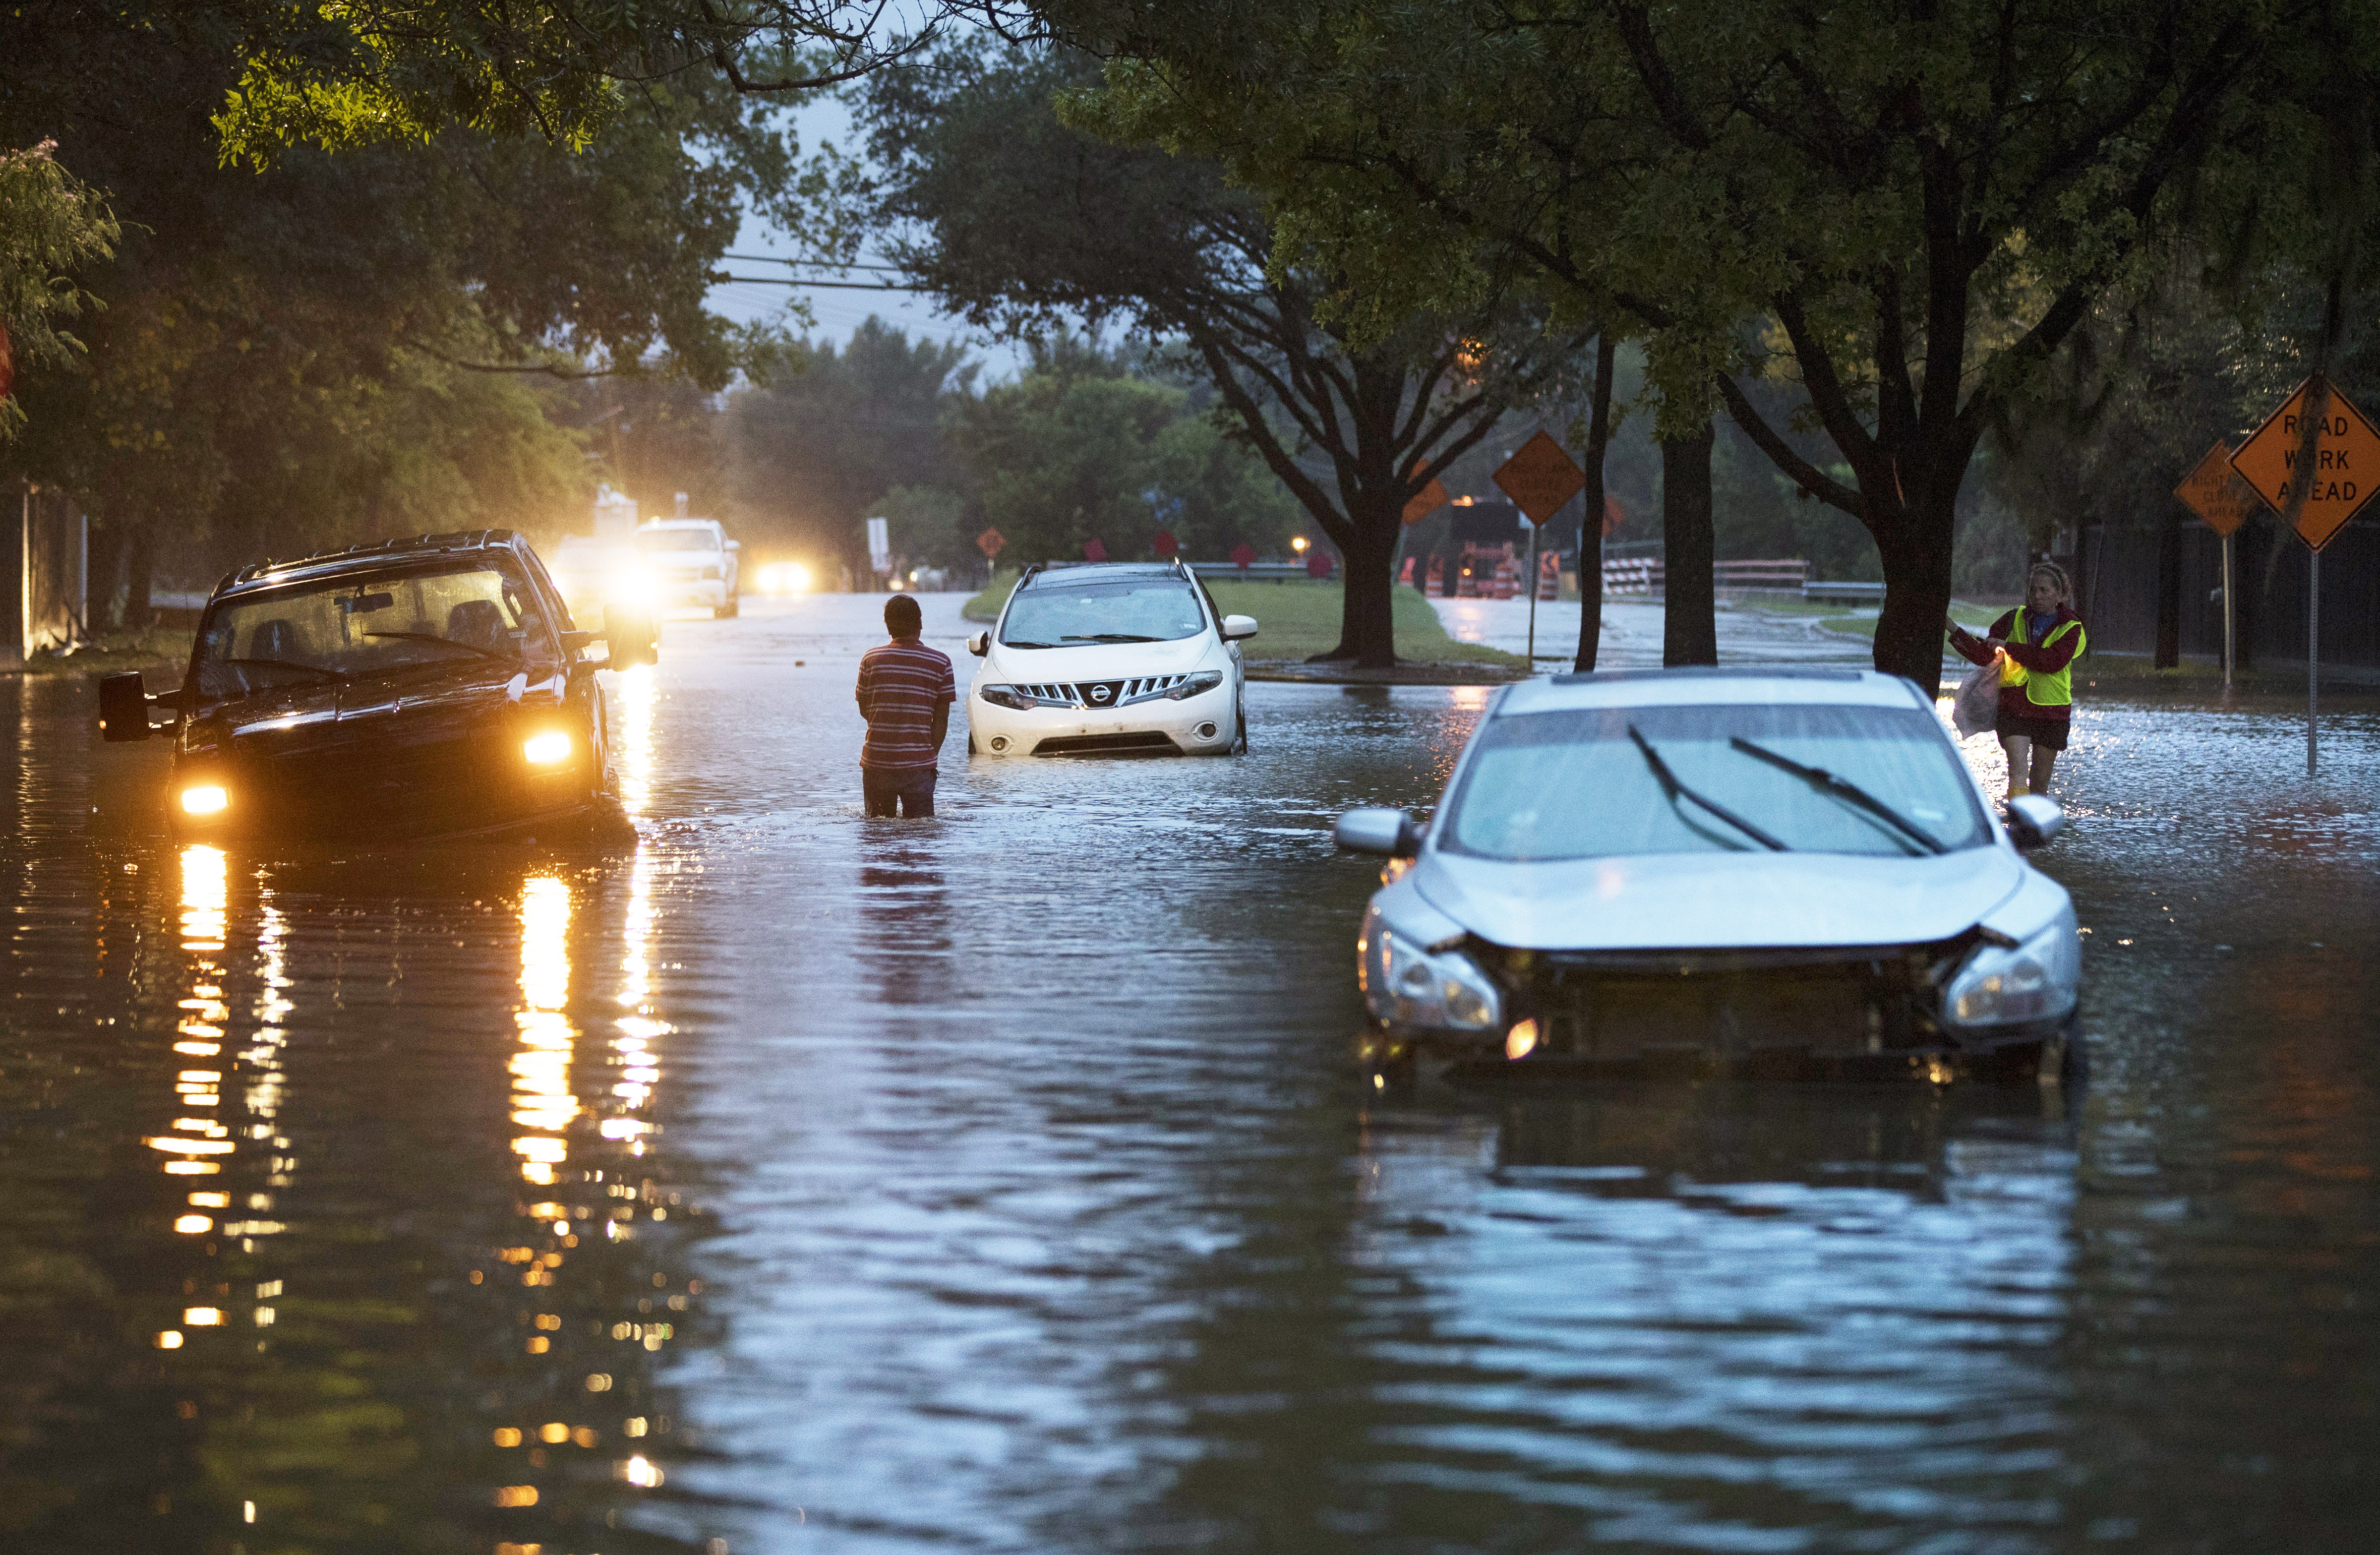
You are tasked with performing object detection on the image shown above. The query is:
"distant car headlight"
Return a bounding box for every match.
[1359,906,1500,1031]
[1165,670,1225,700]
[1945,919,2080,1027]
[608,570,654,603]
[978,684,1034,711]
[523,730,573,766]
[180,784,229,815]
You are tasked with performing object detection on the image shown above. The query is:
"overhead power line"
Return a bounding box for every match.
[723,253,909,273]
[720,276,938,292]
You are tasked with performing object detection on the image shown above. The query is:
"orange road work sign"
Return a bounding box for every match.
[2229,375,2380,551]
[1402,476,1450,526]
[1493,432,1586,525]
[976,528,1006,558]
[2174,440,2258,537]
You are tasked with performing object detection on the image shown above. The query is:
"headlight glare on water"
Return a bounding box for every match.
[180,785,229,816]
[523,730,573,766]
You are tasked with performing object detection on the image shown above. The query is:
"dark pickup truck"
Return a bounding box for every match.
[99,529,656,842]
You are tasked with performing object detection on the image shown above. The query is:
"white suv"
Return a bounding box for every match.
[966,561,1257,757]
[632,519,741,617]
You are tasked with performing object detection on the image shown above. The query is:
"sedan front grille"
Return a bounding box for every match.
[1011,675,1189,708]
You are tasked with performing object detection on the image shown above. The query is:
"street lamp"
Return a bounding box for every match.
[1291,537,1309,555]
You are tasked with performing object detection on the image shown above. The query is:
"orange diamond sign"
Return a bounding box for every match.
[2229,376,2380,551]
[1493,431,1586,526]
[1402,476,1450,526]
[2173,440,2258,537]
[976,527,1005,559]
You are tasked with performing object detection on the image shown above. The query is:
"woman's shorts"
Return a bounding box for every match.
[1995,711,2070,750]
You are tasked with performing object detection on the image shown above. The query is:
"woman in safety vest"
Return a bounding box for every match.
[1947,562,2087,801]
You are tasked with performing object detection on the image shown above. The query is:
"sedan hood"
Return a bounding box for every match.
[1412,846,2027,952]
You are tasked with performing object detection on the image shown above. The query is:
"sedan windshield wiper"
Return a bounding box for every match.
[1626,724,1786,851]
[219,656,350,683]
[361,631,518,662]
[1726,736,1947,856]
[1061,633,1166,643]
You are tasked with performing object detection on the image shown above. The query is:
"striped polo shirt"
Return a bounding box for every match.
[856,637,956,771]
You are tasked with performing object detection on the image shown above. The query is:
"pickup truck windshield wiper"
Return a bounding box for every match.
[1726,736,1947,856]
[361,631,518,662]
[1062,633,1165,643]
[220,657,350,683]
[1626,724,1786,851]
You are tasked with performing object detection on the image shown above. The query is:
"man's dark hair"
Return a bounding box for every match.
[885,594,922,636]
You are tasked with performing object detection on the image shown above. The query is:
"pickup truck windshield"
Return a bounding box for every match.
[192,562,558,701]
[1000,579,1206,646]
[1442,703,1990,860]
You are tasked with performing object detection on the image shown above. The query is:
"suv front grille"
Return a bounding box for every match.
[1012,675,1188,708]
[1031,731,1180,756]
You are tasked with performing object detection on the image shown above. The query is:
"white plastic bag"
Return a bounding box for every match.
[1951,653,2000,739]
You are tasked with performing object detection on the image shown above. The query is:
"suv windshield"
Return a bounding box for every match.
[636,528,719,552]
[1442,703,1990,860]
[1000,578,1207,646]
[193,561,558,701]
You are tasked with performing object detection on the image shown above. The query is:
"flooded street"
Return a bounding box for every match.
[4,593,2377,1554]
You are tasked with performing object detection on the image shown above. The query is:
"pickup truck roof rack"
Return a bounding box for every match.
[228,529,518,587]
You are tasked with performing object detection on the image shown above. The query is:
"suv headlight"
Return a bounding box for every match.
[1165,670,1225,700]
[1359,906,1500,1031]
[1945,919,2080,1026]
[978,684,1034,711]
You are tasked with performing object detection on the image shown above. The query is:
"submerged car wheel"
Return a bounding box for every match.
[1231,707,1249,756]
[714,594,740,619]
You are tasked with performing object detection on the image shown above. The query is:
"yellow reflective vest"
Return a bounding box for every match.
[1997,608,2086,707]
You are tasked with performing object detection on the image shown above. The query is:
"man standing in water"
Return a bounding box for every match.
[856,594,955,818]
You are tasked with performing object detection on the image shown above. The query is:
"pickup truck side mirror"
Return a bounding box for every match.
[1220,614,1259,642]
[98,672,155,742]
[724,538,741,551]
[966,631,990,657]
[2005,793,2066,851]
[603,603,660,669]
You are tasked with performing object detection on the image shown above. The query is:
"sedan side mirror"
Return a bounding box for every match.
[966,631,990,657]
[1334,806,1422,858]
[1220,614,1259,642]
[603,603,660,669]
[2005,793,2066,851]
[98,671,154,742]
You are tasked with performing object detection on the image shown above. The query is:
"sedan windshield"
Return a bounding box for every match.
[193,562,557,701]
[1000,579,1207,646]
[1442,703,1990,860]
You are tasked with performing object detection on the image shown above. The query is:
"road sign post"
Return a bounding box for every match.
[2226,373,2380,775]
[2173,440,2257,690]
[1493,433,1587,667]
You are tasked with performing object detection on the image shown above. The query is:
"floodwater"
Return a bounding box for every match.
[3,593,2376,1555]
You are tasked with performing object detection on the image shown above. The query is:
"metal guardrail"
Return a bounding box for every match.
[1187,561,1328,581]
[1803,580,1886,605]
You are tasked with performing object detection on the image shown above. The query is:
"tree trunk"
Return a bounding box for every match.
[2154,508,2183,668]
[1317,492,1403,668]
[124,526,157,631]
[1661,419,1716,667]
[1870,494,1958,690]
[1575,333,1617,672]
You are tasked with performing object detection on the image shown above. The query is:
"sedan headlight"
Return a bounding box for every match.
[1165,670,1225,700]
[1359,907,1500,1031]
[1945,919,2080,1026]
[978,684,1034,711]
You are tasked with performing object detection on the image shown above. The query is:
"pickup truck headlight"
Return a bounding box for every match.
[180,784,229,815]
[1945,919,2080,1026]
[977,684,1034,711]
[523,730,573,766]
[1165,670,1225,700]
[1359,906,1500,1031]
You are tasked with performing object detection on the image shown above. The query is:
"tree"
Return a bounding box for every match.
[1045,0,2324,684]
[857,43,1583,666]
[0,141,117,440]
